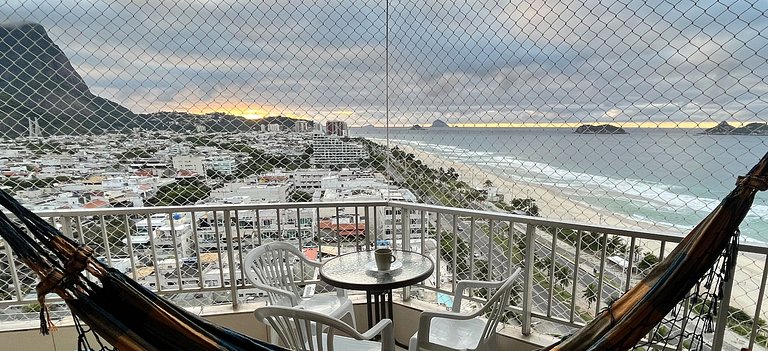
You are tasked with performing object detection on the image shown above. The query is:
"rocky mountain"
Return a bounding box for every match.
[702,121,768,135]
[431,119,449,128]
[136,111,313,133]
[0,22,136,137]
[703,121,735,134]
[0,23,313,137]
[574,124,628,134]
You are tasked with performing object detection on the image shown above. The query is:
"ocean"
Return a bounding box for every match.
[352,127,768,243]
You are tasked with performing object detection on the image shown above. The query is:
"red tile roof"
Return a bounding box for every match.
[319,221,366,236]
[83,199,110,209]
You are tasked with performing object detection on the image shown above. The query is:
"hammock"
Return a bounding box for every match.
[0,153,766,351]
[0,189,284,351]
[544,151,768,351]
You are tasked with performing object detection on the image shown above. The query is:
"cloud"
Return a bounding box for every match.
[2,0,767,125]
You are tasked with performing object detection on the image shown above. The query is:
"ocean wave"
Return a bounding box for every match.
[384,137,768,241]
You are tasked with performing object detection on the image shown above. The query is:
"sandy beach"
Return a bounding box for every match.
[383,140,677,232]
[381,139,767,322]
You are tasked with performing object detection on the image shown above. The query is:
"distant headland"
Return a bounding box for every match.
[574,124,628,134]
[701,121,768,135]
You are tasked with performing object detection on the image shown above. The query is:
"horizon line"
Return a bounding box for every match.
[178,109,762,129]
[351,121,764,129]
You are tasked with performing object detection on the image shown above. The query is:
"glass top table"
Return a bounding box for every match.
[319,250,434,292]
[319,250,434,332]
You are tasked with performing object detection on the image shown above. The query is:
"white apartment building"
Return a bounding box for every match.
[267,124,282,132]
[260,168,333,189]
[172,155,206,174]
[196,208,315,251]
[205,156,237,175]
[293,120,310,132]
[210,182,292,203]
[127,213,195,260]
[317,177,431,241]
[383,204,430,239]
[292,169,331,189]
[310,135,366,168]
[153,223,195,257]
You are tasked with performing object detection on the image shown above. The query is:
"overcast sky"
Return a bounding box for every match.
[3,0,768,126]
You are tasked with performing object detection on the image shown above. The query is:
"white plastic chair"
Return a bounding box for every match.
[244,242,356,328]
[254,305,394,351]
[408,268,522,351]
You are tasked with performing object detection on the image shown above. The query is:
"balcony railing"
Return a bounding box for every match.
[1,200,767,350]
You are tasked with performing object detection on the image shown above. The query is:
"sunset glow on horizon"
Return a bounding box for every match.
[450,121,756,129]
[176,107,761,129]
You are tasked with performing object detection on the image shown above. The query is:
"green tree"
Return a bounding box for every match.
[583,283,598,308]
[638,253,660,271]
[289,190,313,202]
[606,235,627,255]
[118,147,156,160]
[206,169,224,179]
[439,232,471,274]
[147,179,211,206]
[554,262,573,289]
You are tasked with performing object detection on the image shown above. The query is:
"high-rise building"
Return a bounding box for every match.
[293,120,310,132]
[325,121,348,137]
[310,134,365,167]
[28,116,41,137]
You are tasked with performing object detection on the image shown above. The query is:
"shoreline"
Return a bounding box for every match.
[377,138,767,320]
[379,139,679,233]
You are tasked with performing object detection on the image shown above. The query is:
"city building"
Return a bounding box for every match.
[172,155,206,174]
[310,134,366,168]
[205,156,237,175]
[293,120,310,132]
[325,121,348,137]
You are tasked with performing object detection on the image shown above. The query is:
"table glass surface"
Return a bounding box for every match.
[320,250,434,291]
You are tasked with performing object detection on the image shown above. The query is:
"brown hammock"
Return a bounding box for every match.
[544,152,768,350]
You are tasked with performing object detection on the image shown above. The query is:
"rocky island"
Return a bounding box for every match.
[702,121,768,135]
[574,124,628,134]
[409,124,426,130]
[431,119,450,128]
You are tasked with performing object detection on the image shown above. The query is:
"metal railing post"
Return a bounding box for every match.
[61,216,73,238]
[223,210,239,309]
[749,258,768,349]
[522,223,536,335]
[402,208,412,301]
[712,244,740,351]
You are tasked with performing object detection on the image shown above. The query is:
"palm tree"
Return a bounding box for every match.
[583,283,598,308]
[554,262,573,289]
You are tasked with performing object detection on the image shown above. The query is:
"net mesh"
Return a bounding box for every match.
[2,0,768,350]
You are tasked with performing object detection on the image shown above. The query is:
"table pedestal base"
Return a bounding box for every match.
[366,289,394,329]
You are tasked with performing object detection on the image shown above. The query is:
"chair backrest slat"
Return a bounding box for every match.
[245,242,306,305]
[480,276,517,340]
[255,305,384,351]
